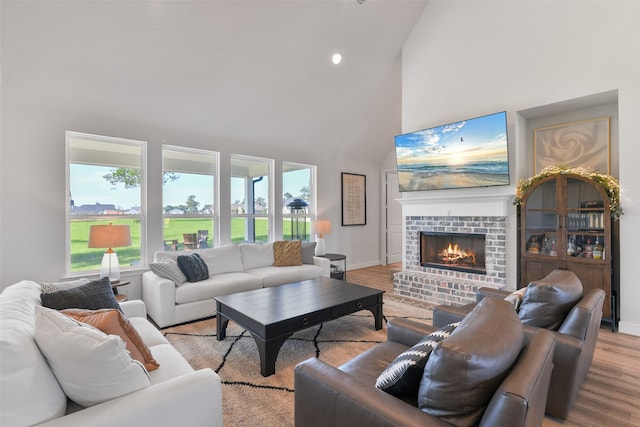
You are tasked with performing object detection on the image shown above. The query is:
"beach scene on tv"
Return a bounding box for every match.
[394,111,510,191]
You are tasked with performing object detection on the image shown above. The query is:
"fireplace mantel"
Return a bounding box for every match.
[396,192,514,217]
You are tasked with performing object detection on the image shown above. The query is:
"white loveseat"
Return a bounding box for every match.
[0,280,223,427]
[143,242,331,328]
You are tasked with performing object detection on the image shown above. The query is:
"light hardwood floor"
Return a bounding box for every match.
[347,263,640,427]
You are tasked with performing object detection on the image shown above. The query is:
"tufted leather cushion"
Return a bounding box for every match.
[375,322,459,397]
[518,270,583,329]
[418,297,524,426]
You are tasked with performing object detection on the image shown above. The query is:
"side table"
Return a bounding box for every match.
[320,253,347,281]
[111,280,130,302]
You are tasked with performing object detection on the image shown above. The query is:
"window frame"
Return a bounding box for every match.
[230,154,274,243]
[65,131,147,277]
[162,145,220,250]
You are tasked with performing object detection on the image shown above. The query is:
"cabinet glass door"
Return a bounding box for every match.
[524,179,558,256]
[565,177,607,259]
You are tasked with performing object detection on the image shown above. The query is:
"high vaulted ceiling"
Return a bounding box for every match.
[1,0,428,163]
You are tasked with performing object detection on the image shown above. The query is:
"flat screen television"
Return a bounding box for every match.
[394,111,510,192]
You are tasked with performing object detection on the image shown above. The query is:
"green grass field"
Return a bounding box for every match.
[70,217,310,271]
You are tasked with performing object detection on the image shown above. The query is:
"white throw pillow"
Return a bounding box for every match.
[0,281,67,427]
[240,243,274,270]
[199,245,244,274]
[33,306,150,407]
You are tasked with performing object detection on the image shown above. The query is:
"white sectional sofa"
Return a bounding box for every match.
[143,242,331,328]
[0,280,222,427]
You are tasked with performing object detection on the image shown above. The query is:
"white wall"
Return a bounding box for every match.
[401,0,640,336]
[0,101,386,294]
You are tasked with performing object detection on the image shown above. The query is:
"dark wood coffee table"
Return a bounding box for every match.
[215,277,384,376]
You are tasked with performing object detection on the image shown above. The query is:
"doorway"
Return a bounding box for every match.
[383,170,402,264]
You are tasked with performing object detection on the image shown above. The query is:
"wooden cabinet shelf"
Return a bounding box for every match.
[519,174,617,330]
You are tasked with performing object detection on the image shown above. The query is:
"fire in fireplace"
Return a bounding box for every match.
[420,231,486,274]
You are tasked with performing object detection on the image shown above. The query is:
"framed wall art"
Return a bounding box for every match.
[341,172,366,226]
[534,116,610,174]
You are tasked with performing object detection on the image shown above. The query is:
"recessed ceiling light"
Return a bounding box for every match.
[332,53,342,65]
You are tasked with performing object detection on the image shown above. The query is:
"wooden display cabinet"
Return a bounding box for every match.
[519,174,617,329]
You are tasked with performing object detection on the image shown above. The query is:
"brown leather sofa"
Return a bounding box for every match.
[432,271,605,420]
[294,298,556,427]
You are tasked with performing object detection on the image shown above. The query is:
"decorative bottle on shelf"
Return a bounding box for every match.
[593,238,604,259]
[584,238,594,258]
[567,236,576,256]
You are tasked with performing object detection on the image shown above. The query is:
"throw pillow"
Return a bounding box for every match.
[40,277,121,312]
[301,242,317,264]
[240,243,274,270]
[34,306,151,407]
[177,252,209,282]
[149,257,187,286]
[198,244,244,274]
[376,322,459,397]
[418,298,524,426]
[503,287,527,311]
[273,240,302,267]
[518,269,583,329]
[40,278,90,294]
[62,308,160,371]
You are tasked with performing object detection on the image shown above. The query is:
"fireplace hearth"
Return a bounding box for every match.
[420,231,486,274]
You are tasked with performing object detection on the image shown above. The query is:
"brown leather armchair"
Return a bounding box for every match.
[433,279,605,420]
[295,298,556,427]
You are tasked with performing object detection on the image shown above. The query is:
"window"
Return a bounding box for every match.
[283,162,315,241]
[231,155,273,243]
[66,132,145,275]
[162,146,218,251]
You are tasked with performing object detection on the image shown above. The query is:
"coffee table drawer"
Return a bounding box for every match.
[332,297,378,318]
[272,308,331,335]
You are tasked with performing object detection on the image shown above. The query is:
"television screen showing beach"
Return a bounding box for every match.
[394,111,510,191]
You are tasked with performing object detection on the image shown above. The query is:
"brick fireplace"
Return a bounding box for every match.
[394,216,507,305]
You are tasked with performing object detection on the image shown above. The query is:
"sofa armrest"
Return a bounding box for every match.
[313,256,331,278]
[387,318,435,346]
[142,271,178,328]
[35,369,222,427]
[294,358,450,427]
[120,300,147,319]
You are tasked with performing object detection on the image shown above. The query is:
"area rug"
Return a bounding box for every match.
[162,295,433,427]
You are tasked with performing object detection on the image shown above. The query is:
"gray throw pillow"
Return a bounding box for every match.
[177,253,209,282]
[301,242,316,264]
[149,259,187,286]
[40,277,121,312]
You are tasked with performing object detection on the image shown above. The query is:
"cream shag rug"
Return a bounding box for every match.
[162,295,433,427]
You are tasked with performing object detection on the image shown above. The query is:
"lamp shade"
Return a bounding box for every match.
[313,220,332,237]
[88,224,131,249]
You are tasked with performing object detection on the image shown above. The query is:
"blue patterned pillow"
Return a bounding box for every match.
[375,322,459,397]
[177,253,209,282]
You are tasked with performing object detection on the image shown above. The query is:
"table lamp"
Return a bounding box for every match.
[88,223,131,282]
[313,220,332,256]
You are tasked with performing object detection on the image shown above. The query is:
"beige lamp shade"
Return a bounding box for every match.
[88,224,132,251]
[313,220,332,237]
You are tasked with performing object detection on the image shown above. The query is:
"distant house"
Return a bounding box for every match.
[72,203,116,215]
